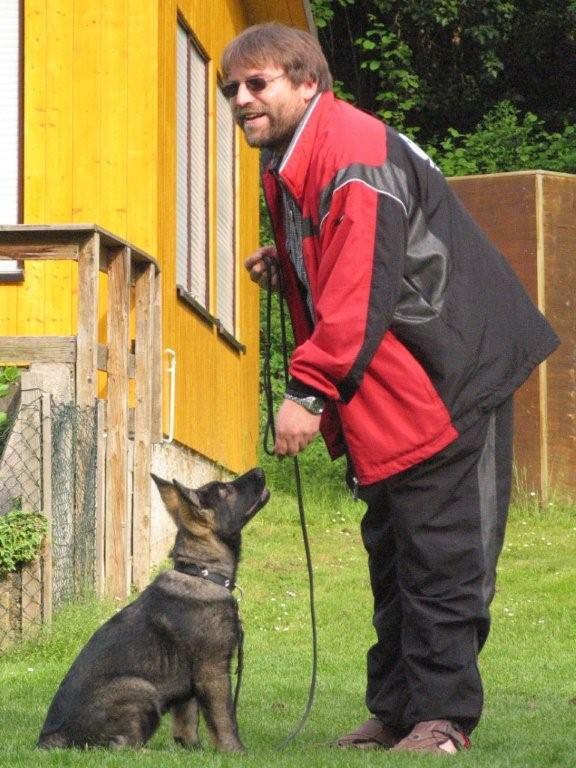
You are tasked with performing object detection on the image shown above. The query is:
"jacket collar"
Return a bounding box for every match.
[271,91,335,200]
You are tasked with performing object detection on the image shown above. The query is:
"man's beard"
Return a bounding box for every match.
[236,109,298,152]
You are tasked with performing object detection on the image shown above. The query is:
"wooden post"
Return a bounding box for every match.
[41,393,53,626]
[105,246,131,599]
[76,232,101,407]
[95,399,106,596]
[132,263,155,589]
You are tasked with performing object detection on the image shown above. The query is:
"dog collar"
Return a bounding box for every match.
[174,561,235,591]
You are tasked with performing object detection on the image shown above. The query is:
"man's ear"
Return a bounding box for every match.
[300,77,319,102]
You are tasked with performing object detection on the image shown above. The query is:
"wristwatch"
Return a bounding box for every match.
[284,393,326,415]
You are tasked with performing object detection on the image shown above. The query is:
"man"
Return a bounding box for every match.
[221,23,559,754]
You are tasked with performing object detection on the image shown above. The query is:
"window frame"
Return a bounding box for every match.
[0,0,24,282]
[215,79,242,351]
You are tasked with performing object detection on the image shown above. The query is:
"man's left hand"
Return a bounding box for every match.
[274,399,321,457]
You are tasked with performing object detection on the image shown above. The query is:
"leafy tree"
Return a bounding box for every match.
[310,0,576,141]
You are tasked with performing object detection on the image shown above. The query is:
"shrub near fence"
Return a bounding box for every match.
[0,379,99,652]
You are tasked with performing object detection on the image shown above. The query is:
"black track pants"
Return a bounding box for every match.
[357,397,513,735]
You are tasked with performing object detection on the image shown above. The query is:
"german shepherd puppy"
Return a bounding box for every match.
[38,468,269,752]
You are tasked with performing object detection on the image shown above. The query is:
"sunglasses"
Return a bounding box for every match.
[221,73,286,99]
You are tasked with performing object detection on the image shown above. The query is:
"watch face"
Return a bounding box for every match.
[306,397,324,414]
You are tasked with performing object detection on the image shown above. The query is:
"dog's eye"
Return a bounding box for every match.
[217,485,236,500]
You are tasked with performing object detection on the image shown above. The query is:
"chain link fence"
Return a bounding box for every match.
[0,391,98,651]
[51,401,98,605]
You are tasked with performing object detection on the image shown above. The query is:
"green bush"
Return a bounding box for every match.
[0,366,21,443]
[0,365,20,398]
[0,508,48,578]
[427,100,576,176]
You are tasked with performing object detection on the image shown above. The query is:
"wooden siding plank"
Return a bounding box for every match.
[535,174,549,500]
[42,0,76,352]
[45,0,74,221]
[132,263,154,588]
[19,262,46,336]
[541,174,576,496]
[0,278,17,336]
[24,0,47,225]
[76,233,100,406]
[101,0,128,236]
[0,336,75,364]
[0,243,79,260]
[105,246,131,599]
[72,0,101,224]
[127,0,158,255]
[95,399,107,596]
[243,0,313,29]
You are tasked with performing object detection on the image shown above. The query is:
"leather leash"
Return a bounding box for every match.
[262,256,319,748]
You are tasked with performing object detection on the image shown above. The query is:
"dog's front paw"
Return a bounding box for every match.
[217,738,245,753]
[174,736,202,750]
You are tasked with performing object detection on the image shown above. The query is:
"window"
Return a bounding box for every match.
[215,85,236,338]
[174,19,244,352]
[176,20,208,313]
[0,0,23,281]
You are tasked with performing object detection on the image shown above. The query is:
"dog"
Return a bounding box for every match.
[38,467,269,752]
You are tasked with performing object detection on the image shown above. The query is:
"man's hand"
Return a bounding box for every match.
[244,245,278,290]
[274,399,321,457]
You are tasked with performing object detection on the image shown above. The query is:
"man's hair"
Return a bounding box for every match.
[221,23,333,92]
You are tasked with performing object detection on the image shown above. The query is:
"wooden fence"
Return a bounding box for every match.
[0,225,162,607]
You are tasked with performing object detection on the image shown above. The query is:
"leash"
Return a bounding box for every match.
[261,256,319,749]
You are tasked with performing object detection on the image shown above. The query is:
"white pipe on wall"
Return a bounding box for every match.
[164,348,176,444]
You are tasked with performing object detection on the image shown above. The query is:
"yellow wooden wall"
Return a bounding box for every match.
[0,0,290,474]
[159,1,262,472]
[163,1,314,470]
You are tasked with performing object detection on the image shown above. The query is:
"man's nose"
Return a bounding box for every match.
[234,82,255,106]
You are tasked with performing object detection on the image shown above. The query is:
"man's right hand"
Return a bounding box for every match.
[244,245,278,290]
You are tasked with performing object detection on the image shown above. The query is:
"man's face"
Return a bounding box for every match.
[225,63,318,152]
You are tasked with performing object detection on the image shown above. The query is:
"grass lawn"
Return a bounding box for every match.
[1,454,575,767]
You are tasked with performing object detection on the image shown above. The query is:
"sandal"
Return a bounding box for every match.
[392,720,471,754]
[333,717,399,749]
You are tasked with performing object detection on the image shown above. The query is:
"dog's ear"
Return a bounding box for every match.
[173,480,212,533]
[151,474,183,526]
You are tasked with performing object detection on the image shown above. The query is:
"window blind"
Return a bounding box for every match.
[216,87,236,335]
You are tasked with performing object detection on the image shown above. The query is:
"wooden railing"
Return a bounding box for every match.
[0,224,162,599]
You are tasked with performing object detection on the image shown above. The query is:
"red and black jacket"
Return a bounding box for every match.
[262,92,559,485]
